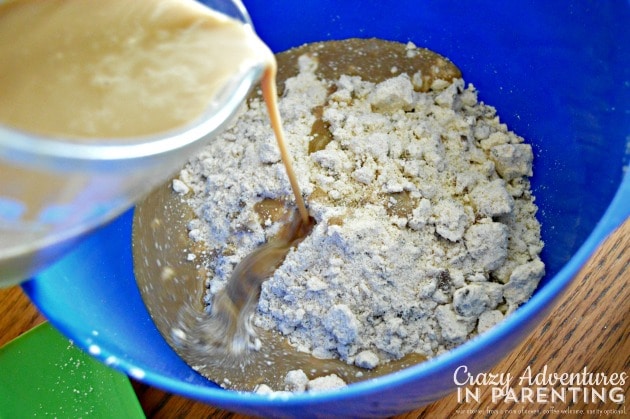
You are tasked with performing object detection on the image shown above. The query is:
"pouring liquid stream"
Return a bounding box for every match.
[261,66,311,226]
[172,62,316,366]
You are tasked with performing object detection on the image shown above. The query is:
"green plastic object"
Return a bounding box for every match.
[0,322,145,418]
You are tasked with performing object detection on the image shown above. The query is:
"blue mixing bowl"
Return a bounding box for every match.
[23,1,629,417]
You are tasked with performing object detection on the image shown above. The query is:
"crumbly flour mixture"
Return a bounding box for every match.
[173,40,544,391]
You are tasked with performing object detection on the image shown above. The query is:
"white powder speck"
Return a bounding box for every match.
[172,178,190,195]
[306,374,347,391]
[284,369,309,392]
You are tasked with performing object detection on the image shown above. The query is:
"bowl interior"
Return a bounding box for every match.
[24,0,629,416]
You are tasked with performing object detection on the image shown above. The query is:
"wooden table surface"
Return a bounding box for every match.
[1,218,628,418]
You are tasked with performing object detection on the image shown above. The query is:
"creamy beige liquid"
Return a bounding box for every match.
[0,0,265,139]
[0,0,307,283]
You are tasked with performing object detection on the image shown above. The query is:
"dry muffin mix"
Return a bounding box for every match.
[171,39,545,391]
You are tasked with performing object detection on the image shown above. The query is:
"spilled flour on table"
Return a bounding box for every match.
[173,44,544,391]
